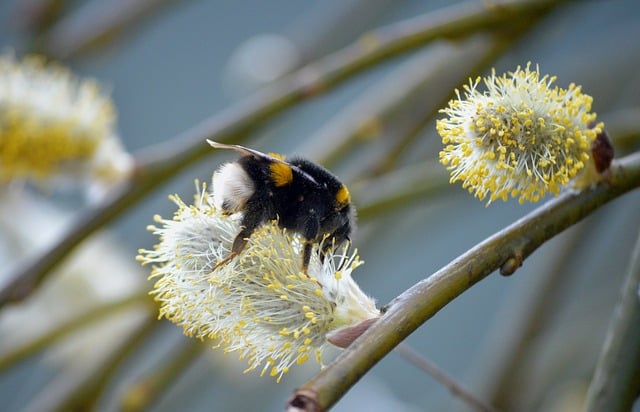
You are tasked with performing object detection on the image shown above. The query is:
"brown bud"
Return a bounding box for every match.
[589,123,614,173]
[287,389,322,412]
[500,254,523,276]
[326,317,379,348]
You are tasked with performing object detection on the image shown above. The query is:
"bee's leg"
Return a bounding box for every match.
[301,241,325,288]
[212,253,235,270]
[212,230,249,270]
[318,243,331,269]
[213,208,263,270]
[326,225,351,270]
[300,216,320,276]
[301,241,313,275]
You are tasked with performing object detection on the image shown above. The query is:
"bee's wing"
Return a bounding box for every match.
[207,140,318,185]
[207,140,285,163]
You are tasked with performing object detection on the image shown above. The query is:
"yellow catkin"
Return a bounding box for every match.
[437,63,601,204]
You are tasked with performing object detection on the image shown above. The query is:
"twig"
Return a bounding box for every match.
[297,38,487,166]
[287,151,640,411]
[366,25,531,177]
[353,160,450,220]
[42,0,179,59]
[0,0,565,308]
[9,0,65,35]
[298,25,537,170]
[0,291,152,370]
[23,315,158,411]
[286,0,397,65]
[394,342,497,412]
[604,106,640,150]
[482,222,594,409]
[584,227,640,411]
[119,338,204,412]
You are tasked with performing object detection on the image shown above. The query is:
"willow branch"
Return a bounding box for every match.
[288,151,640,411]
[309,25,532,173]
[24,316,158,411]
[605,106,640,150]
[298,35,497,167]
[366,25,532,177]
[0,291,152,370]
[353,160,450,220]
[63,317,159,411]
[0,0,565,307]
[394,343,497,412]
[43,0,179,59]
[119,339,204,412]
[483,221,595,408]
[584,227,640,412]
[9,0,65,36]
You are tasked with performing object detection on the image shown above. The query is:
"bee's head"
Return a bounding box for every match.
[317,182,354,247]
[288,157,355,244]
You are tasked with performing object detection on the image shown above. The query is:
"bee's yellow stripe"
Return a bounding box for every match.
[336,184,350,205]
[270,162,293,187]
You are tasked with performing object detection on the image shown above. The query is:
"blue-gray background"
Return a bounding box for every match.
[1,1,639,411]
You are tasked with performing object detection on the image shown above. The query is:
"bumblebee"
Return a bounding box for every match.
[207,140,354,273]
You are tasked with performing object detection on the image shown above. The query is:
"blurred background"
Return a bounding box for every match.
[1,0,639,411]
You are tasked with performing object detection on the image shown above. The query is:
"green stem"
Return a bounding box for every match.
[605,106,640,150]
[23,315,158,412]
[483,222,595,409]
[362,26,533,177]
[584,228,640,411]
[0,0,565,308]
[119,339,204,412]
[353,160,450,220]
[299,11,546,169]
[394,342,497,412]
[0,291,152,370]
[299,36,495,167]
[71,317,159,410]
[288,151,640,411]
[42,0,182,59]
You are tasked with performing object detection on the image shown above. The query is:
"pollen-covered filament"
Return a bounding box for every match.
[473,100,592,190]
